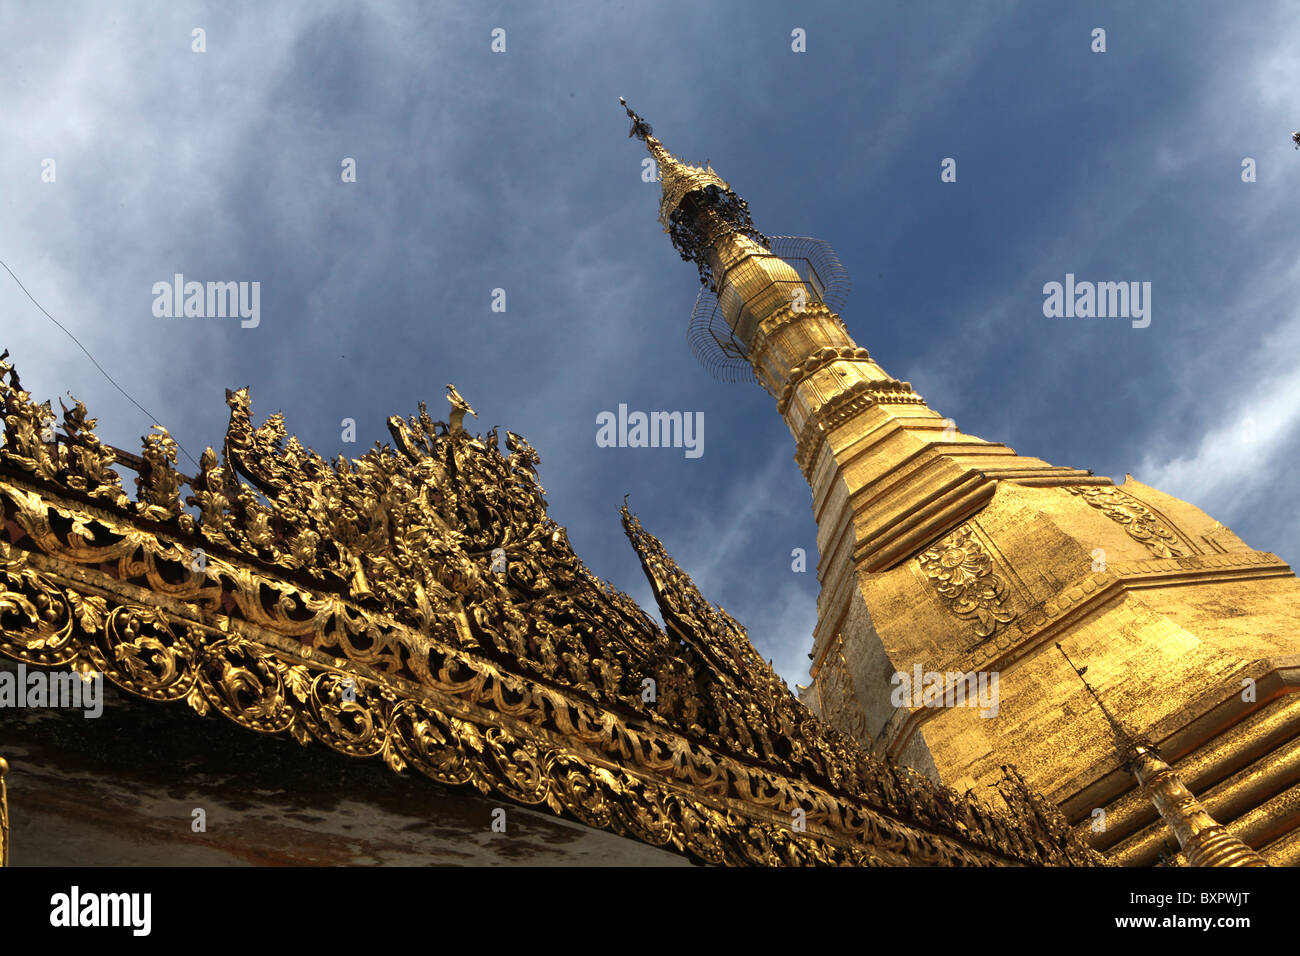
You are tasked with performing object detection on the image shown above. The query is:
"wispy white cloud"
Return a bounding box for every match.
[656,443,821,687]
[1135,252,1300,533]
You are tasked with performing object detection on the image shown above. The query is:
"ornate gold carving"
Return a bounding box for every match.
[917,525,1017,640]
[815,635,871,748]
[0,354,130,510]
[934,549,1296,678]
[0,351,1102,867]
[753,301,848,343]
[1066,485,1187,558]
[0,754,9,868]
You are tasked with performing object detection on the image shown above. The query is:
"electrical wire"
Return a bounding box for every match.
[0,257,201,470]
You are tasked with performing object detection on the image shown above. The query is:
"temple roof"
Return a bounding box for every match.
[0,349,1101,865]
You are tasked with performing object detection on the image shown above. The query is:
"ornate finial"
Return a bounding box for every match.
[445,383,477,437]
[617,98,767,285]
[620,96,653,141]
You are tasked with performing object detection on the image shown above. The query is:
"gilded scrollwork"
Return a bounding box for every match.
[917,524,1017,640]
[813,634,872,747]
[1066,485,1187,559]
[0,350,1102,867]
[0,549,77,665]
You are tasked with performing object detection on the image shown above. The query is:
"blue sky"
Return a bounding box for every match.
[4,1,1299,689]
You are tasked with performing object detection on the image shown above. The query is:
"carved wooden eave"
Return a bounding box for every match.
[0,350,1103,866]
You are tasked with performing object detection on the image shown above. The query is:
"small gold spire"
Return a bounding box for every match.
[1130,745,1268,867]
[1056,644,1268,866]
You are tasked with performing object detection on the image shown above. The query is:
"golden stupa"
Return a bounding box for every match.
[0,102,1292,867]
[617,99,1292,866]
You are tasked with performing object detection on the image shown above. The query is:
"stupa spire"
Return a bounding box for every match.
[620,103,1300,867]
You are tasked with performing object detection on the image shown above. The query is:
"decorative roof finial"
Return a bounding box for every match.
[445,383,477,437]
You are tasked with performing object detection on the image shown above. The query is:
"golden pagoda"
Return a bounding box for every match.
[0,99,1286,867]
[619,98,1298,865]
[0,346,1103,866]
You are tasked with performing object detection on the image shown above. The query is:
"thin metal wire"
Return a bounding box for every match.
[0,257,202,470]
[686,237,851,384]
